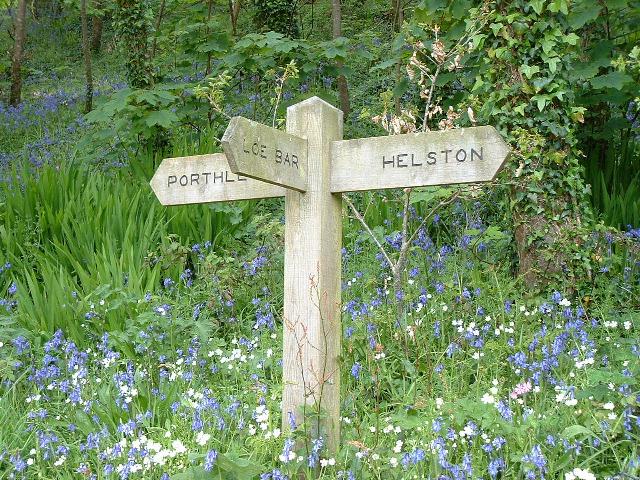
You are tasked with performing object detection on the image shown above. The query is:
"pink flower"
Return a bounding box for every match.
[510,380,532,399]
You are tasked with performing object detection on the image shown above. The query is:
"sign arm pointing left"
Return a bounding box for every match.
[222,116,308,192]
[150,153,285,206]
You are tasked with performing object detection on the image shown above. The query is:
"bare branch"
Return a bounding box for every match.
[343,193,395,270]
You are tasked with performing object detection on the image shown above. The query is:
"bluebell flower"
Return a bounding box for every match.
[308,437,324,468]
[495,400,513,422]
[204,450,218,471]
[522,444,547,477]
[10,453,26,472]
[351,362,361,380]
[432,417,443,433]
[488,457,505,479]
[13,336,30,354]
[286,411,297,431]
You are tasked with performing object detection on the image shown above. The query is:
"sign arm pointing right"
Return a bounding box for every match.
[329,126,510,193]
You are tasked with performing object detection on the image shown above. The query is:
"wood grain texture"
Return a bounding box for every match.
[150,153,284,206]
[222,116,308,192]
[282,97,343,452]
[330,126,510,192]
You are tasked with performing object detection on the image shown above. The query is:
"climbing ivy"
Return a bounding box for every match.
[253,0,299,38]
[114,0,155,89]
[412,0,639,290]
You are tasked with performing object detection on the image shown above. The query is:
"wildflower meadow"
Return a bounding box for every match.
[1,1,639,479]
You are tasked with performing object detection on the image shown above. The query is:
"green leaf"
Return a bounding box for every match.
[393,77,409,99]
[371,57,400,71]
[530,0,545,14]
[145,110,179,129]
[532,94,550,111]
[547,56,561,73]
[514,104,527,116]
[541,39,555,55]
[198,33,231,54]
[218,452,264,480]
[569,61,601,81]
[568,4,601,28]
[410,187,454,204]
[171,466,218,480]
[591,71,633,90]
[562,425,595,439]
[417,0,447,14]
[548,0,568,14]
[564,33,580,45]
[402,359,417,376]
[521,64,540,79]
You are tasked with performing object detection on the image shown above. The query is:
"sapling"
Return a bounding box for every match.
[344,19,488,323]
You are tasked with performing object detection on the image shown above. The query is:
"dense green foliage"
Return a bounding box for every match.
[0,0,639,479]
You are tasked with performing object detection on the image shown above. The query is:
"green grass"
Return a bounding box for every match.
[0,153,275,342]
[582,134,640,229]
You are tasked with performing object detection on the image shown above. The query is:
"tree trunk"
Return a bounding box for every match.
[229,0,241,37]
[9,0,27,106]
[151,0,166,61]
[331,0,350,118]
[391,0,403,30]
[392,0,403,115]
[116,0,153,89]
[206,0,213,75]
[91,0,103,53]
[81,0,94,112]
[513,211,564,290]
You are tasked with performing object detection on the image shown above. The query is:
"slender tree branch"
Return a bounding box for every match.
[422,64,441,131]
[405,189,461,246]
[343,194,395,270]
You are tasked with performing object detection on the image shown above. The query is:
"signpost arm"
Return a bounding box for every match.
[282,97,343,452]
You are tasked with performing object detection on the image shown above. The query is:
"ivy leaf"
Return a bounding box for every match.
[520,64,540,79]
[532,94,550,111]
[145,109,179,129]
[591,71,633,90]
[514,104,527,116]
[541,38,556,55]
[564,33,580,45]
[542,55,561,74]
[547,0,569,14]
[530,0,545,14]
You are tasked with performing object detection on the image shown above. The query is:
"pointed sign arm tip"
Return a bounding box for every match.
[221,116,308,192]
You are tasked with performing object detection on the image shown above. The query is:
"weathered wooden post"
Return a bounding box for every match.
[282,97,343,451]
[150,96,510,456]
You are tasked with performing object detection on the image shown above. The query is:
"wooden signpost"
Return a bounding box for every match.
[150,97,510,451]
